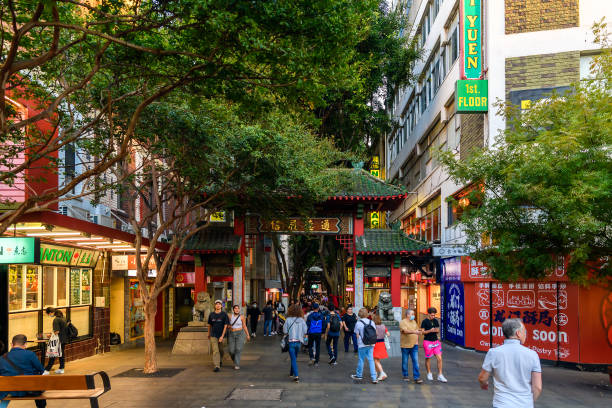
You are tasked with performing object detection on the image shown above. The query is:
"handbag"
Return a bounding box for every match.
[46,333,62,358]
[280,319,297,353]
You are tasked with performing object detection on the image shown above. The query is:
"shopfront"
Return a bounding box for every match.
[442,256,612,366]
[3,239,100,347]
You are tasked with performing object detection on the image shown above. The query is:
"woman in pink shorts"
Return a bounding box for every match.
[420,307,447,382]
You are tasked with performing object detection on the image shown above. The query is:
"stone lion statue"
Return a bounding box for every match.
[378,292,394,321]
[193,291,211,322]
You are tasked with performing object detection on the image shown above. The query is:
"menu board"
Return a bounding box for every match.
[70,268,81,305]
[8,265,23,311]
[81,269,91,304]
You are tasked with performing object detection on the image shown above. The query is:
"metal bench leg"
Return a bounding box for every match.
[89,398,99,408]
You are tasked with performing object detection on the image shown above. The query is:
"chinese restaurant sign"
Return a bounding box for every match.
[458,0,487,113]
[40,244,100,267]
[258,217,351,234]
[461,0,483,79]
[0,237,40,264]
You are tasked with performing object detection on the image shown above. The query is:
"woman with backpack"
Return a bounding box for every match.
[44,307,68,375]
[227,305,250,370]
[350,308,378,384]
[283,304,308,383]
[325,305,341,365]
[372,314,389,381]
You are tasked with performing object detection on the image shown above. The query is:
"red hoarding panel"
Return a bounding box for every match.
[463,282,579,362]
[461,256,570,283]
[578,286,612,364]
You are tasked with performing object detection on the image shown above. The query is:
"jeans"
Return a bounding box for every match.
[264,319,273,335]
[356,346,377,381]
[344,331,358,352]
[288,342,301,377]
[307,333,322,362]
[45,342,66,370]
[401,345,421,379]
[326,335,339,360]
[210,337,224,368]
[228,330,246,366]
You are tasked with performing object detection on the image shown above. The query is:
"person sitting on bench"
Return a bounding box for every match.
[0,334,46,407]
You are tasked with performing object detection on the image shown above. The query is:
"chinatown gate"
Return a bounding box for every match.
[184,168,433,314]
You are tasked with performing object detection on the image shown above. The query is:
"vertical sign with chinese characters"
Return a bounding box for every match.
[457,0,487,113]
[369,156,382,228]
[0,238,39,264]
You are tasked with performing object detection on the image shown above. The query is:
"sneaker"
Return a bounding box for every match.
[378,372,387,381]
[402,376,410,381]
[328,357,334,364]
[308,359,315,366]
[234,366,240,370]
[332,361,338,366]
[213,367,220,372]
[426,372,433,381]
[293,377,300,383]
[437,374,448,383]
[371,379,379,384]
[314,362,319,367]
[252,333,256,337]
[415,378,424,384]
[54,369,64,374]
[350,374,363,381]
[42,370,50,376]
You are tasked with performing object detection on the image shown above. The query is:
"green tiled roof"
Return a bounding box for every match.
[330,169,407,199]
[184,228,241,253]
[355,229,430,254]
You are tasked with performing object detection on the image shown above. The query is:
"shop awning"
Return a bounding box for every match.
[355,229,431,255]
[183,227,242,254]
[6,211,167,252]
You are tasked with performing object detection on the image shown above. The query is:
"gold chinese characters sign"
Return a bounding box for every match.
[257,217,351,234]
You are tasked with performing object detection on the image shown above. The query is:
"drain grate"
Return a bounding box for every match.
[114,368,185,378]
[226,388,283,401]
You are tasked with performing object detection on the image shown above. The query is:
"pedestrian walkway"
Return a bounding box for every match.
[8,333,610,407]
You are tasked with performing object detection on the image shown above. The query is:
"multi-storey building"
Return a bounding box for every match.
[384,0,612,366]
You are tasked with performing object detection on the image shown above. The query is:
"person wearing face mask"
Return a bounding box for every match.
[478,318,542,408]
[399,309,423,384]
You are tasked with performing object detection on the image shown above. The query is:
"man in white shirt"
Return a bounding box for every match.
[478,318,543,408]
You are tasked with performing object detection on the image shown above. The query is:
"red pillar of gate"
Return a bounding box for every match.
[195,262,206,294]
[391,257,401,308]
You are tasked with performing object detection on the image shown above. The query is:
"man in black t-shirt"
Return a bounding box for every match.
[420,307,447,383]
[247,302,261,337]
[341,306,358,353]
[208,300,229,371]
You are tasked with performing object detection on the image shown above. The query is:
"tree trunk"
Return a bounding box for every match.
[143,298,158,374]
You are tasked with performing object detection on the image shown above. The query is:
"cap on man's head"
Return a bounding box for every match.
[215,299,222,304]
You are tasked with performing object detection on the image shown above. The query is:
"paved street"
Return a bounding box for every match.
[9,331,611,408]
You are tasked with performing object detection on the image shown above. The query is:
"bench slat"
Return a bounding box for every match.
[5,388,105,400]
[0,375,90,391]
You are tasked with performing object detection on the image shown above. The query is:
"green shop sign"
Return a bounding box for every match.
[0,237,40,264]
[456,80,488,113]
[461,0,483,80]
[40,244,100,267]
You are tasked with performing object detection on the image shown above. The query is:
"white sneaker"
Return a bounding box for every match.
[42,370,50,376]
[55,369,64,374]
[378,372,388,381]
[437,374,448,383]
[426,372,433,381]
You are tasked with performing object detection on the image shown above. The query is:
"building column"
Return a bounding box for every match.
[194,255,206,295]
[233,253,243,308]
[390,257,401,307]
[354,255,364,310]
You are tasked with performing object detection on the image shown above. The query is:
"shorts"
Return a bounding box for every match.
[423,340,442,358]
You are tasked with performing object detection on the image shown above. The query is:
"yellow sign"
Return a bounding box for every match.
[210,211,226,222]
[370,156,381,179]
[370,212,380,228]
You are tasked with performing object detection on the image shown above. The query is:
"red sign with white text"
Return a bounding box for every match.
[460,256,570,282]
[464,281,579,362]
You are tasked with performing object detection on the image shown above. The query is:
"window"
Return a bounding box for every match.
[43,267,68,308]
[419,195,441,242]
[448,185,484,226]
[70,268,92,306]
[450,24,459,63]
[8,265,41,312]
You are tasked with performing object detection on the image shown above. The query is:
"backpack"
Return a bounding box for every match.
[359,319,377,345]
[329,314,341,332]
[308,312,323,334]
[66,321,78,340]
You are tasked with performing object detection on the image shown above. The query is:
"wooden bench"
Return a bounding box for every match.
[0,371,110,408]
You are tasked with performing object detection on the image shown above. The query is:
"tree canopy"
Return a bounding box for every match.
[439,24,612,285]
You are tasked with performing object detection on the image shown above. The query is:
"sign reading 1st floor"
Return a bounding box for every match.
[457,0,487,113]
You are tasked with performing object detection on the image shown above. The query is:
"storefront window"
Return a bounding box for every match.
[71,306,91,336]
[70,268,81,305]
[57,267,67,306]
[43,267,69,307]
[8,265,23,311]
[25,265,40,310]
[81,269,91,304]
[8,311,39,345]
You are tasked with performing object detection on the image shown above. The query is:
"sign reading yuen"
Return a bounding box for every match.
[461,0,483,80]
[456,80,488,113]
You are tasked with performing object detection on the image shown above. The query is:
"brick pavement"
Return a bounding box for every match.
[7,333,611,408]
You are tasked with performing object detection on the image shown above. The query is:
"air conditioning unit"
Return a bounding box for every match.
[58,206,68,216]
[87,214,98,224]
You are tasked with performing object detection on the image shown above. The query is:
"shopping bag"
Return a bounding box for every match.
[46,334,62,358]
